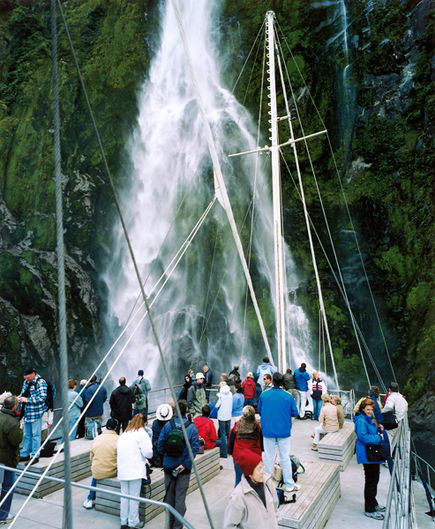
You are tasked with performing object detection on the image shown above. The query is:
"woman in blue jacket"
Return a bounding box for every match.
[354,398,386,521]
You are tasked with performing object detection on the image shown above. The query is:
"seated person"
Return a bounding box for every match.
[193,405,218,449]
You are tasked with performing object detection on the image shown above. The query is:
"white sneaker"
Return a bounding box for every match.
[285,484,301,493]
[131,523,144,529]
[82,499,94,509]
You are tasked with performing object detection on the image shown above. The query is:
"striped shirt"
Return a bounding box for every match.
[20,375,48,423]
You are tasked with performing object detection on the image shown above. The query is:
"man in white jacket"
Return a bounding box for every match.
[382,382,408,452]
[215,384,232,458]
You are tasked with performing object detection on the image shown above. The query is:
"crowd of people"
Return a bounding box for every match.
[0,362,409,528]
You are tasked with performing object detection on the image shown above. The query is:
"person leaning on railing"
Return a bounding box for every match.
[354,398,388,521]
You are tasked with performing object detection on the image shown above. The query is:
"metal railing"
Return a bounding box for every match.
[383,415,417,529]
[412,450,435,491]
[0,463,195,529]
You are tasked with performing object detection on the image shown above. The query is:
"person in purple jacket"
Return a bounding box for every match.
[258,372,300,493]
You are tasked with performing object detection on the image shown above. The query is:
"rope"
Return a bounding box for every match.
[275,20,396,384]
[274,29,371,388]
[50,1,73,528]
[274,32,339,389]
[171,0,272,363]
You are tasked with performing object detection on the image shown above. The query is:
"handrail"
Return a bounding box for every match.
[411,450,435,492]
[382,416,417,529]
[0,462,196,529]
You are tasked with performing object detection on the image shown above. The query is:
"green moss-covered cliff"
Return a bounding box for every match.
[0,1,433,450]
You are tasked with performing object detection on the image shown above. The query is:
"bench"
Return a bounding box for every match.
[318,423,356,471]
[95,447,220,523]
[15,438,92,498]
[278,461,340,529]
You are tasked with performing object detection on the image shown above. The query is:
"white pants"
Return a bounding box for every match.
[314,424,338,444]
[120,478,142,527]
[298,390,312,418]
[263,436,295,490]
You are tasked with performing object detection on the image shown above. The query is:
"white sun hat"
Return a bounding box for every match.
[156,403,173,421]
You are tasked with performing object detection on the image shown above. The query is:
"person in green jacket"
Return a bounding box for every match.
[130,370,151,421]
[0,396,23,523]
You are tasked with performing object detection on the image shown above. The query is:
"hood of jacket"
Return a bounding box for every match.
[117,385,131,395]
[219,384,231,395]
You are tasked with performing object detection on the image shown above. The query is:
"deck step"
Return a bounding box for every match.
[95,448,221,523]
[278,461,340,529]
[15,439,92,498]
[318,423,356,471]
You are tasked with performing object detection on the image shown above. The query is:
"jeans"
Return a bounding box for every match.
[313,399,323,421]
[218,420,231,458]
[164,472,190,529]
[87,477,98,501]
[297,390,312,418]
[120,479,142,527]
[0,470,16,521]
[85,416,102,439]
[263,436,295,490]
[20,417,42,457]
[233,458,243,486]
[244,399,255,407]
[363,464,380,512]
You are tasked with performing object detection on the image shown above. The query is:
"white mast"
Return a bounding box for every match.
[266,11,287,373]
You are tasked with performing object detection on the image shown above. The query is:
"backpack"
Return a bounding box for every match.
[165,418,191,457]
[273,455,305,485]
[86,418,99,440]
[134,377,144,396]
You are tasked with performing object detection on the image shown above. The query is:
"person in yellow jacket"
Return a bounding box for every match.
[83,417,119,509]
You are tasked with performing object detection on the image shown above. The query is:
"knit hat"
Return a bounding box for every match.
[195,372,205,380]
[234,449,262,477]
[156,403,173,421]
[24,367,36,375]
[106,418,118,431]
[242,405,256,419]
[247,372,253,378]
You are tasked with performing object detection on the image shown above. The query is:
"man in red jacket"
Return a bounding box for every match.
[193,405,217,449]
[242,373,256,406]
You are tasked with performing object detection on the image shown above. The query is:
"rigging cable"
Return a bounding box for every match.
[275,20,396,384]
[274,27,372,389]
[273,29,339,390]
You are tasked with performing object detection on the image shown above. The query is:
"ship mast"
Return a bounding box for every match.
[266,11,287,372]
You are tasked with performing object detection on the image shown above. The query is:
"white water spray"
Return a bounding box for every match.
[103,1,313,385]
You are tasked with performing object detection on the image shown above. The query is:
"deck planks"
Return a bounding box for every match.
[318,423,356,471]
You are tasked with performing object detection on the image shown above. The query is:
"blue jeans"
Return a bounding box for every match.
[233,458,243,486]
[87,477,97,501]
[218,420,231,458]
[20,417,42,457]
[313,399,323,421]
[263,436,295,490]
[0,470,16,521]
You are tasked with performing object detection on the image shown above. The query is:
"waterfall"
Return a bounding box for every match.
[102,0,313,386]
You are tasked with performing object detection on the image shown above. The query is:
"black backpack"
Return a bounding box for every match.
[165,418,191,457]
[45,381,56,411]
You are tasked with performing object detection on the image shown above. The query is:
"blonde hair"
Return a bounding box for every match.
[125,413,145,432]
[359,398,374,413]
[331,395,341,405]
[322,394,332,403]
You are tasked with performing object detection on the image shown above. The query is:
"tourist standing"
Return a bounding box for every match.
[309,372,327,421]
[178,375,192,401]
[311,395,339,451]
[18,367,47,463]
[382,382,408,452]
[130,370,151,420]
[228,405,262,487]
[61,378,83,443]
[293,363,311,419]
[193,404,218,449]
[0,396,23,524]
[202,364,213,401]
[83,375,107,439]
[117,414,153,529]
[83,418,119,510]
[262,374,273,392]
[354,398,386,521]
[215,383,233,458]
[187,373,207,419]
[76,379,88,439]
[152,403,173,467]
[229,365,242,384]
[158,400,199,529]
[241,373,256,406]
[109,377,136,434]
[231,384,245,428]
[256,357,277,390]
[223,449,278,529]
[258,372,300,493]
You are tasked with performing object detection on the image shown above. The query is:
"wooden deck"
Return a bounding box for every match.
[95,448,220,523]
[318,423,356,471]
[278,461,341,529]
[15,438,92,498]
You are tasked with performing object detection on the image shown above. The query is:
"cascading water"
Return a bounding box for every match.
[102,0,313,386]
